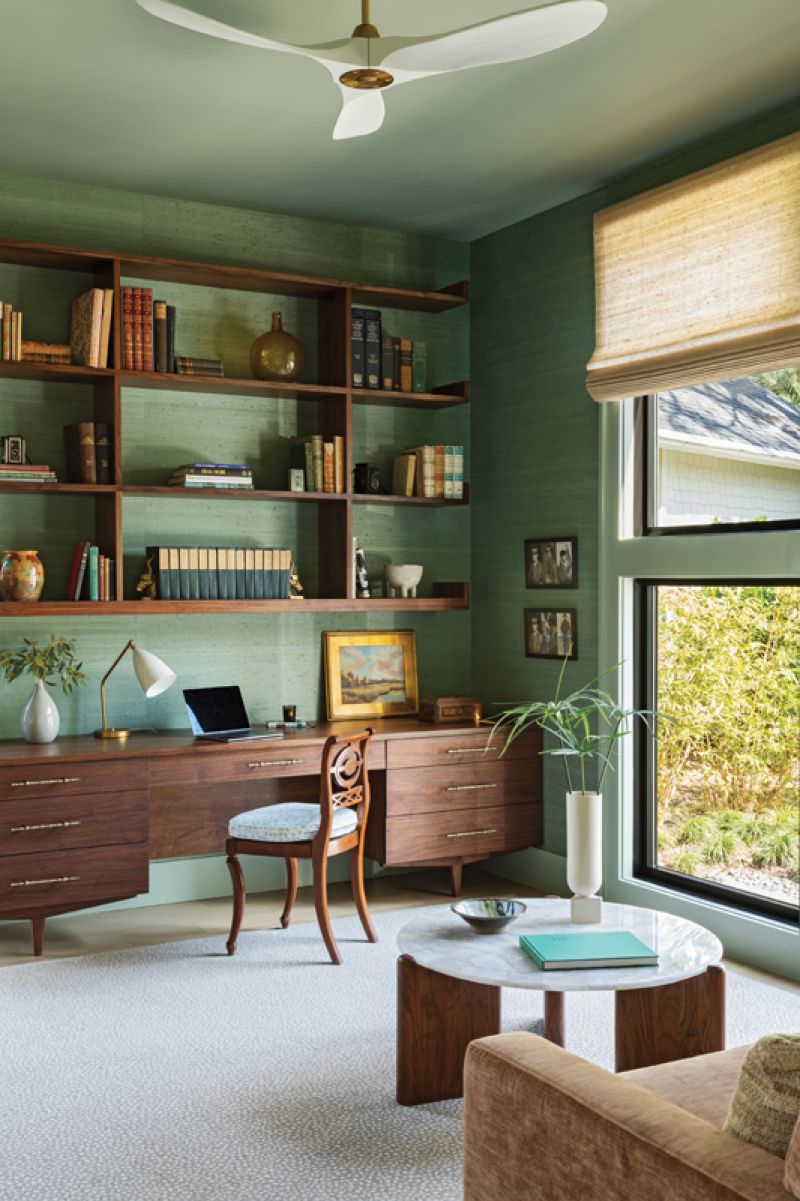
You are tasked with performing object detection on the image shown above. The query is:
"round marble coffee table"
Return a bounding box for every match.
[395,898,725,1106]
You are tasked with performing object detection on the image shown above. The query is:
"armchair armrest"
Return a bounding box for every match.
[464,1034,787,1201]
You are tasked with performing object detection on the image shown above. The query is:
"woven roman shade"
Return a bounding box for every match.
[586,131,800,402]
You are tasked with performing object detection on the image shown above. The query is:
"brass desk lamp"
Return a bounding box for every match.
[95,639,177,739]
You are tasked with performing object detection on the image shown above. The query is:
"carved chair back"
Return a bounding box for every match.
[317,729,373,844]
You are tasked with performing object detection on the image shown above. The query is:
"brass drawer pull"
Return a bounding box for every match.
[446,828,497,839]
[445,747,493,754]
[10,820,82,833]
[10,777,81,789]
[444,783,497,792]
[9,875,81,888]
[248,759,305,769]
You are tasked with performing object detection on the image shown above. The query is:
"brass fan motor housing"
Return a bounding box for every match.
[340,67,394,90]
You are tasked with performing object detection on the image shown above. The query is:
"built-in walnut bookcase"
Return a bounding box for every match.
[0,237,469,617]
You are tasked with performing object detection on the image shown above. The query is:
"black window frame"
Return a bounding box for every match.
[635,395,800,538]
[633,578,800,927]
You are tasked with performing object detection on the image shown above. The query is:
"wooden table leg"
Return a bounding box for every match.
[543,991,565,1045]
[396,954,500,1106]
[614,964,726,1072]
[30,916,45,957]
[449,863,463,897]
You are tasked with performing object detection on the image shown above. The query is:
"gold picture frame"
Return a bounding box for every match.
[323,630,419,721]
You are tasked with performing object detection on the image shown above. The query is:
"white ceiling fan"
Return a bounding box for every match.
[134,0,607,141]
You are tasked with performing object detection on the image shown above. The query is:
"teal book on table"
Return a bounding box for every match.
[519,931,658,970]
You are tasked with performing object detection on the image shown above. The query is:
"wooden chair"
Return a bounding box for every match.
[225,729,377,965]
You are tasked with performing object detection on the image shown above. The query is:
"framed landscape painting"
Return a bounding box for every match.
[324,630,419,720]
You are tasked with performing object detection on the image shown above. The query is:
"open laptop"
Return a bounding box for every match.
[183,686,284,743]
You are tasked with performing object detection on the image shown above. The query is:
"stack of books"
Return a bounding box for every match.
[351,309,426,393]
[394,445,464,498]
[168,462,253,490]
[0,463,57,485]
[145,546,292,600]
[70,289,114,368]
[66,541,116,601]
[21,340,71,365]
[175,356,224,377]
[289,434,345,493]
[63,422,113,484]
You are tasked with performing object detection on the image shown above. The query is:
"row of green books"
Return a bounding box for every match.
[146,546,292,601]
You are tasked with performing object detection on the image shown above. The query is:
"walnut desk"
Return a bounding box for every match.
[0,719,542,955]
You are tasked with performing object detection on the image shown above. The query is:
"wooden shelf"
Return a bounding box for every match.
[122,486,345,503]
[0,362,114,386]
[352,492,468,506]
[0,235,471,615]
[121,372,347,401]
[352,381,469,409]
[0,593,469,617]
[0,482,116,495]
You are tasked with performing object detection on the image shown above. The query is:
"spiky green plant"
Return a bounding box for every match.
[490,658,666,793]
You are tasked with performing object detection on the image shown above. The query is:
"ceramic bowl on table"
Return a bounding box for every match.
[451,898,527,934]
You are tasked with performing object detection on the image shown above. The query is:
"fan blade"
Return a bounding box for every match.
[333,88,386,141]
[133,0,348,68]
[382,1,607,74]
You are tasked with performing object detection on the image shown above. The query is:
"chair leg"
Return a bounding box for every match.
[312,846,341,966]
[226,851,246,956]
[351,844,378,943]
[280,857,298,928]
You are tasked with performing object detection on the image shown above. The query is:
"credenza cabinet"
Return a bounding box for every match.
[0,719,542,954]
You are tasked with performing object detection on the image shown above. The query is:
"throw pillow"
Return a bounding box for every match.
[724,1033,800,1159]
[786,1113,800,1199]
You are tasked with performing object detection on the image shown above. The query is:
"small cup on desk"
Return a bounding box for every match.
[283,704,297,724]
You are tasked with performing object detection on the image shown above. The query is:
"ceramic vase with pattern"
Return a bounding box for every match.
[250,312,305,382]
[566,790,603,924]
[21,679,60,744]
[0,549,45,601]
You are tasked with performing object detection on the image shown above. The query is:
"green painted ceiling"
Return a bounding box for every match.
[2,0,800,239]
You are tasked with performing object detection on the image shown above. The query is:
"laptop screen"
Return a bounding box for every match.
[184,686,251,735]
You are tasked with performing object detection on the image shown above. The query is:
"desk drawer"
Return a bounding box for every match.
[387,728,537,769]
[386,761,536,816]
[0,791,147,857]
[0,759,138,802]
[0,842,148,914]
[149,744,324,787]
[384,802,541,865]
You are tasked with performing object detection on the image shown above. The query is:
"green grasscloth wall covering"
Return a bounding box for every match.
[0,172,469,905]
[470,97,800,875]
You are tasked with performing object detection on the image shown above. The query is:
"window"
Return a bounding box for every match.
[643,370,800,532]
[636,582,800,924]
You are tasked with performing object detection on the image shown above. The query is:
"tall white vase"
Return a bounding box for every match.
[21,680,60,744]
[566,790,603,924]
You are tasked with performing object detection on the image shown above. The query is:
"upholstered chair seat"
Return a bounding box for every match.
[229,802,358,844]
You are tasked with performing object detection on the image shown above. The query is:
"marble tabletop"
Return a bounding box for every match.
[396,898,723,992]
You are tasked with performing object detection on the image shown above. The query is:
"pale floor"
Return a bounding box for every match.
[0,867,797,1000]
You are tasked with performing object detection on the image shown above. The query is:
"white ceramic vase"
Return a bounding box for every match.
[566,790,603,924]
[21,679,60,744]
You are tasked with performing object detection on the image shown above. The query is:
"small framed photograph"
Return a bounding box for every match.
[288,467,305,493]
[323,629,419,720]
[524,608,578,660]
[524,536,577,589]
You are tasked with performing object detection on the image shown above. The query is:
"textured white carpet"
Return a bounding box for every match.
[1,906,798,1201]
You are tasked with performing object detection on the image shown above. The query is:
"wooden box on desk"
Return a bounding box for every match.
[419,696,482,724]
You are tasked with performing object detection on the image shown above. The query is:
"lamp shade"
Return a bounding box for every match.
[132,645,176,699]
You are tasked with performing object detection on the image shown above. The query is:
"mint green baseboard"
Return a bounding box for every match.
[486,848,568,897]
